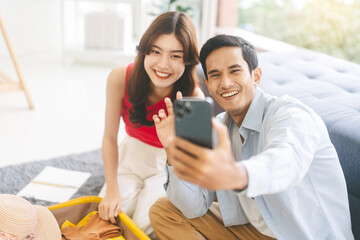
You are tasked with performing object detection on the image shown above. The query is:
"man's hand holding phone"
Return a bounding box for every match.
[171,118,248,191]
[153,93,248,191]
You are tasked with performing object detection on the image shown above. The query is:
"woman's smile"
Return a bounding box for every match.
[155,70,172,79]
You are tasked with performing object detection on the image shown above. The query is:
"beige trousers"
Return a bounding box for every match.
[99,135,167,237]
[149,197,277,240]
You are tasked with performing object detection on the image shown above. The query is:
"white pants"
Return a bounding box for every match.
[99,135,167,237]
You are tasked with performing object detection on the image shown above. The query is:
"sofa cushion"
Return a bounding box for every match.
[259,49,360,238]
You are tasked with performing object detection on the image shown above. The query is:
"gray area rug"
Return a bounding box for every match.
[0,149,105,206]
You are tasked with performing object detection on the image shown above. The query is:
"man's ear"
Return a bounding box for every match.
[204,77,208,87]
[252,67,262,86]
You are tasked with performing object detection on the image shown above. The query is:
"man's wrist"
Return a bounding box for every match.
[233,163,249,191]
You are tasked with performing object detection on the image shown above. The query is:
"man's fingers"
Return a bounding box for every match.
[173,136,203,155]
[172,148,204,181]
[173,161,202,183]
[172,145,197,167]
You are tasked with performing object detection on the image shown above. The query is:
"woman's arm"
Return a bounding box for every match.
[99,66,127,224]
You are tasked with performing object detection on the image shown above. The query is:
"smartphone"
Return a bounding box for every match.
[174,97,214,149]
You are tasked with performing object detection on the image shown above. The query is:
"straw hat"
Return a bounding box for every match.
[0,194,61,239]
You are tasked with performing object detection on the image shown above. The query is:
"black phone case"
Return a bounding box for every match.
[174,97,214,149]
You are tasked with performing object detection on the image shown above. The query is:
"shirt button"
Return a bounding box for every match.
[250,131,254,135]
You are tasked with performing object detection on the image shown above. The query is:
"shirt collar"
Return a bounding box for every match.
[220,88,265,133]
[241,88,265,132]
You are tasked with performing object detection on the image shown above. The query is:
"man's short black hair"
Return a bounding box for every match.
[199,34,258,79]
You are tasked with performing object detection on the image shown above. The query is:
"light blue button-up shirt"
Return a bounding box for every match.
[165,88,354,240]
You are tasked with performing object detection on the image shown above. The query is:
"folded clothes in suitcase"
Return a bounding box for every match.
[48,196,150,240]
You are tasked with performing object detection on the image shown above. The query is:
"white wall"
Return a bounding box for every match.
[0,0,61,57]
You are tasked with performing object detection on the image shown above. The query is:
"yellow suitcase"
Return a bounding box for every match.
[48,196,150,240]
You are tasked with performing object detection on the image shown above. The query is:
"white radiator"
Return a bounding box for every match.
[84,10,132,50]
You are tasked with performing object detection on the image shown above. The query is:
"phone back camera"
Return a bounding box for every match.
[184,101,192,114]
[175,108,185,120]
[175,101,184,109]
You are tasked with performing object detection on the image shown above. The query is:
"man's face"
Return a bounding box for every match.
[205,47,261,121]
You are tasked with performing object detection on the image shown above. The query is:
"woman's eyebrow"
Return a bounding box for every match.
[170,50,184,53]
[152,45,161,50]
[152,44,183,53]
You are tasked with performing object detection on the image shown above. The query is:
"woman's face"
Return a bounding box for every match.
[144,34,185,92]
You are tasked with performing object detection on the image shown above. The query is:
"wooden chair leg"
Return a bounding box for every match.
[0,12,34,109]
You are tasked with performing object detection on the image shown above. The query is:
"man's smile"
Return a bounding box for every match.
[221,90,239,98]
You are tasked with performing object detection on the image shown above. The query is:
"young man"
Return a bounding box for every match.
[150,35,354,240]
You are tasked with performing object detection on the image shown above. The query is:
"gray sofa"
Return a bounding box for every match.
[197,48,360,238]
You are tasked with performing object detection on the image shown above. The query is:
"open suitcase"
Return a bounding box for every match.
[48,196,151,240]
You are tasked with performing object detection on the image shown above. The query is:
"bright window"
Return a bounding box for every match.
[238,0,360,64]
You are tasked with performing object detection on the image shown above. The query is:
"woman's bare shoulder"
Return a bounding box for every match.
[106,66,129,92]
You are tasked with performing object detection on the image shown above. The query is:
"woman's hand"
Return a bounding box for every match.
[153,91,183,148]
[98,189,122,224]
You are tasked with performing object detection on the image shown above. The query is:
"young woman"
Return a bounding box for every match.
[98,11,204,236]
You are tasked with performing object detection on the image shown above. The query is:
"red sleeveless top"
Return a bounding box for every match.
[122,63,170,148]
